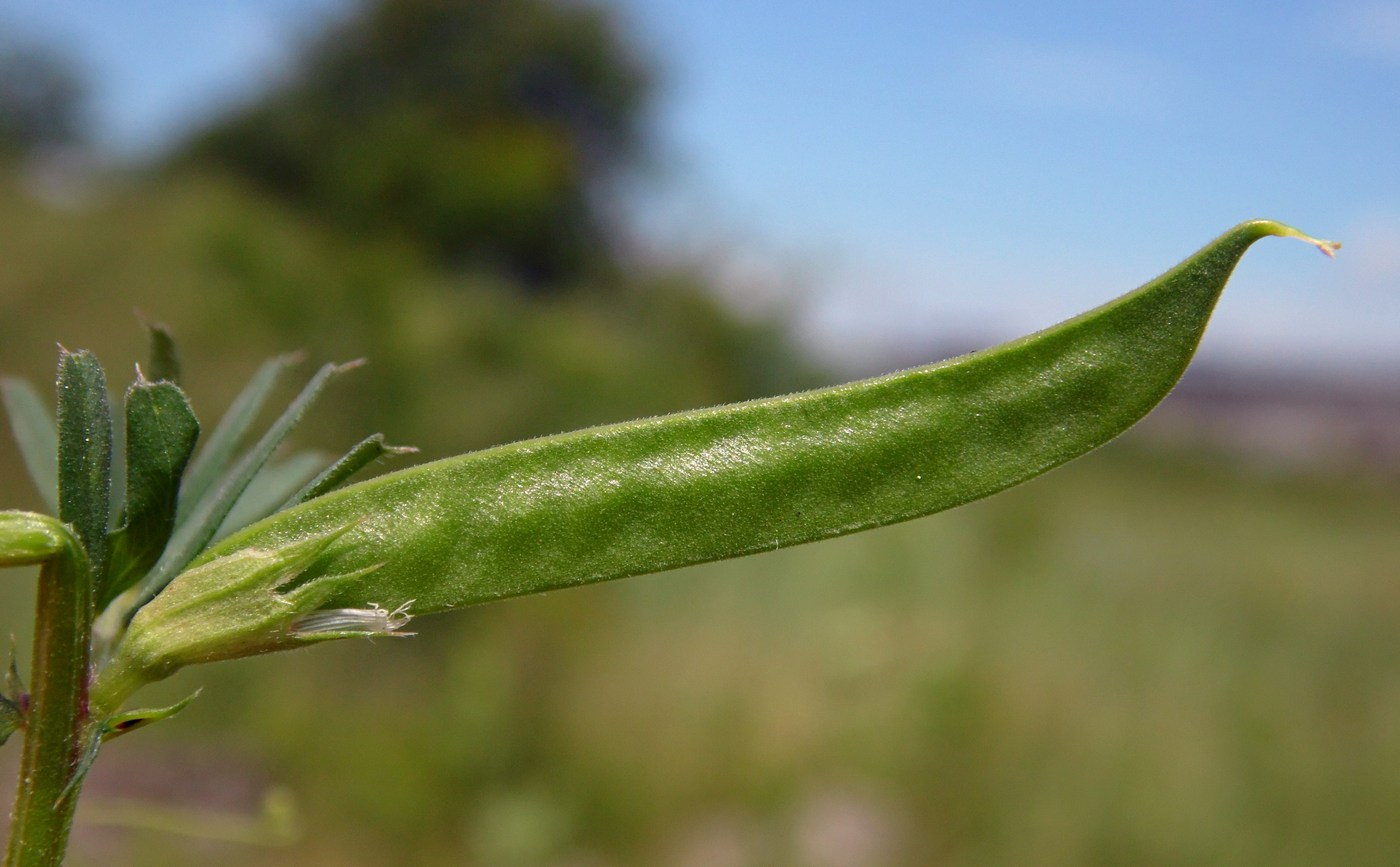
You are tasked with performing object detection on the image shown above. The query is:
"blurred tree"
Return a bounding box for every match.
[0,40,85,157]
[179,0,652,290]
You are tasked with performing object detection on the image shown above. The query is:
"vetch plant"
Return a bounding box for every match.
[0,220,1337,864]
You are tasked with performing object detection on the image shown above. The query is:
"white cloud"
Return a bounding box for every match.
[956,35,1183,117]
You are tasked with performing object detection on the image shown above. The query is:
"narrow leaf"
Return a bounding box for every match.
[178,353,301,522]
[56,732,102,806]
[282,434,417,508]
[57,348,113,581]
[134,361,357,608]
[101,376,200,608]
[101,690,200,741]
[201,221,1338,617]
[1,377,60,512]
[213,450,327,541]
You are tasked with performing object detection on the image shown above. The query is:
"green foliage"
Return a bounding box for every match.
[179,0,651,287]
[175,353,301,516]
[55,350,112,585]
[129,361,360,612]
[282,434,416,509]
[102,376,198,607]
[0,168,811,466]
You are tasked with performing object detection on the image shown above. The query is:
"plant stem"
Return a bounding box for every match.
[6,549,95,867]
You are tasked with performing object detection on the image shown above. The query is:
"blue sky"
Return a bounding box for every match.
[4,0,1397,373]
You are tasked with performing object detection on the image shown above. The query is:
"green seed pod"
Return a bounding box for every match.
[195,221,1339,613]
[93,220,1335,710]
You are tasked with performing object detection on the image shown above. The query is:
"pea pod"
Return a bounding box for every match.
[167,220,1331,615]
[90,220,1335,715]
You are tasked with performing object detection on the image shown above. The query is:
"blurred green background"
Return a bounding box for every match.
[2,1,1397,865]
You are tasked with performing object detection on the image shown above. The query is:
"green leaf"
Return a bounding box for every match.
[1,377,60,513]
[101,690,200,741]
[132,361,358,609]
[281,434,417,508]
[193,221,1336,619]
[213,450,328,542]
[101,376,200,608]
[145,320,182,384]
[56,732,102,806]
[56,348,113,581]
[178,353,300,522]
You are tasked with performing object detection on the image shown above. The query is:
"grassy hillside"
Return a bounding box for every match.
[0,165,809,469]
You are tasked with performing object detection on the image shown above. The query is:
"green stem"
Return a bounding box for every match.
[4,519,94,867]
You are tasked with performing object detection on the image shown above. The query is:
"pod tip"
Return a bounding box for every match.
[1269,222,1341,259]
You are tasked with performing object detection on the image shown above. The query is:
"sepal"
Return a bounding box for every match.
[93,524,409,713]
[102,690,201,741]
[0,692,22,747]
